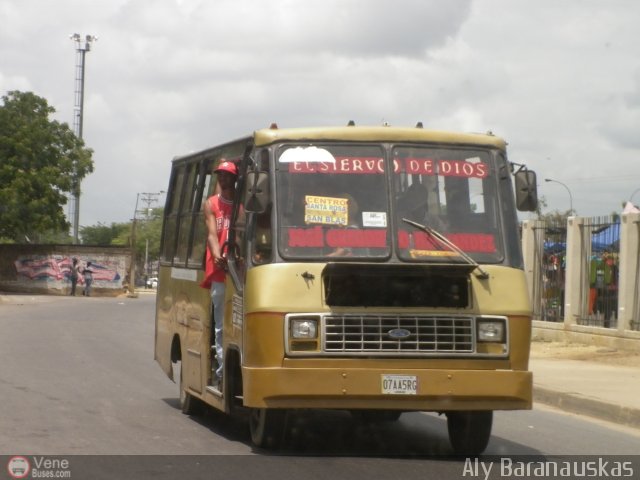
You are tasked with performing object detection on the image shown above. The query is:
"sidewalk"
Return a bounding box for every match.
[0,289,156,305]
[530,341,640,428]
[2,292,638,428]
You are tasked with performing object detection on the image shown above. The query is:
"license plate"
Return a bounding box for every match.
[381,374,418,395]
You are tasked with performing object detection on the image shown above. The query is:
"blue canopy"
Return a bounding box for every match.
[591,223,620,252]
[543,222,620,253]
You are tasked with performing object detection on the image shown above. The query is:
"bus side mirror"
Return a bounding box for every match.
[244,171,270,213]
[514,169,538,212]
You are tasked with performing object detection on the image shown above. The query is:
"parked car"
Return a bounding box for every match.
[146,277,158,288]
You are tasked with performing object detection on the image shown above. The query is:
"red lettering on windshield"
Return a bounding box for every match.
[326,229,387,248]
[288,157,488,178]
[289,157,384,174]
[438,160,488,178]
[288,227,387,248]
[398,231,496,253]
[288,226,324,247]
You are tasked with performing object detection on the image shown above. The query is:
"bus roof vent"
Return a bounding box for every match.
[347,120,355,126]
[269,122,278,129]
[416,121,424,128]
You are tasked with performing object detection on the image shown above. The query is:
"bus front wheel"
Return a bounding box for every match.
[446,410,493,456]
[249,408,286,449]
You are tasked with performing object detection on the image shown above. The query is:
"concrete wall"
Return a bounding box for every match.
[0,244,131,297]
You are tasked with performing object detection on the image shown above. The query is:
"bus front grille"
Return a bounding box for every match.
[323,315,474,354]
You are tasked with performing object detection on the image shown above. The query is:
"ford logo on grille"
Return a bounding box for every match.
[387,328,411,339]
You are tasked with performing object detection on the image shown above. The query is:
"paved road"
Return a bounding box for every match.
[1,295,639,479]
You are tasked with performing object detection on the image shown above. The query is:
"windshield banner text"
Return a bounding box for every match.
[288,157,488,178]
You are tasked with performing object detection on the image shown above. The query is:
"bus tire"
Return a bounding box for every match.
[446,410,493,456]
[249,408,286,449]
[177,361,205,416]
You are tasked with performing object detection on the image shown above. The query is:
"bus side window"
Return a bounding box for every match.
[161,165,186,263]
[188,168,213,267]
[174,163,199,265]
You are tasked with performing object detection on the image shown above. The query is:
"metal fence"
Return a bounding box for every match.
[632,220,640,331]
[576,217,620,328]
[531,220,567,322]
[524,213,640,345]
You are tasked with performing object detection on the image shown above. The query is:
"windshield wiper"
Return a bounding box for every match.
[401,218,489,279]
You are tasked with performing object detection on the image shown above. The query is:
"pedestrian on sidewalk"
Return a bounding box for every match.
[83,262,94,297]
[69,258,80,296]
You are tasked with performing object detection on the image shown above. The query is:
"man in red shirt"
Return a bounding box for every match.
[201,160,237,389]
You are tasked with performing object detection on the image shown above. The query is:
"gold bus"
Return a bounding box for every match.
[154,124,538,454]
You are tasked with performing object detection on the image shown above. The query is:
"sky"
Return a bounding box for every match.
[1,0,639,227]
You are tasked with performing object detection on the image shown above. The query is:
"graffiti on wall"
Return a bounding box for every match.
[14,254,124,290]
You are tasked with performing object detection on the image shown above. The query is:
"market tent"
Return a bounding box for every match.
[591,223,620,252]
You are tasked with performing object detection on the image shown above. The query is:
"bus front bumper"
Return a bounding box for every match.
[242,367,532,411]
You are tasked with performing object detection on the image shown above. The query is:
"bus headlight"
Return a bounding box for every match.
[291,319,318,339]
[477,319,506,342]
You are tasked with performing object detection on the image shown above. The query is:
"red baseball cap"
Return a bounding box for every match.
[215,160,238,176]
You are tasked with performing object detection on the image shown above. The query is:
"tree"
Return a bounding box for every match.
[80,222,130,246]
[112,208,164,276]
[80,207,164,276]
[0,90,94,242]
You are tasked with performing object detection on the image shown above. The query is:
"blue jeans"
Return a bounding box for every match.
[210,282,225,381]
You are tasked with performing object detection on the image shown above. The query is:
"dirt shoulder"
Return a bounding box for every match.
[530,340,640,368]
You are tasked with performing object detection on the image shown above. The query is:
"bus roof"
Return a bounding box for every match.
[171,126,507,164]
[253,125,507,150]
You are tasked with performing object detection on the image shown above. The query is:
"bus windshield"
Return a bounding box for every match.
[275,143,505,263]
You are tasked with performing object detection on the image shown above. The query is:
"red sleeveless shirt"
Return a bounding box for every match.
[200,194,233,289]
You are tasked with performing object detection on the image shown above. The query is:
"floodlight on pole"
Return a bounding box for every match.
[69,33,97,243]
[544,178,574,214]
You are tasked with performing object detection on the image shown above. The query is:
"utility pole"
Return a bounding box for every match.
[128,191,164,296]
[128,193,140,298]
[137,192,165,281]
[69,33,97,243]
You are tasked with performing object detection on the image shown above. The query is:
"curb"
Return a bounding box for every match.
[534,385,640,429]
[0,292,155,305]
[0,295,76,305]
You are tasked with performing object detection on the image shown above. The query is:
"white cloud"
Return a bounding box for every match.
[1,0,639,226]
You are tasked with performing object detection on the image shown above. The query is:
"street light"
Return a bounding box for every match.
[545,178,574,214]
[630,187,640,205]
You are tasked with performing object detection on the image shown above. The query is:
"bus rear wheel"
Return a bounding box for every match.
[446,410,493,456]
[177,361,205,416]
[249,408,286,449]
